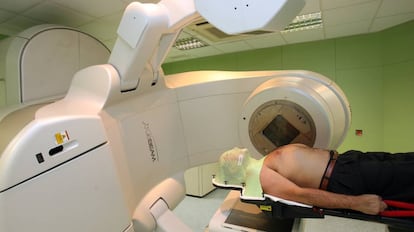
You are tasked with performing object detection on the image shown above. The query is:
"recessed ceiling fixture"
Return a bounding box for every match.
[174,37,208,50]
[282,12,322,33]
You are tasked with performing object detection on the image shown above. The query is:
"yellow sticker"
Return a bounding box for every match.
[55,130,69,144]
[259,205,272,211]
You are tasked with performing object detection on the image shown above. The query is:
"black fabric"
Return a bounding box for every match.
[327,150,414,202]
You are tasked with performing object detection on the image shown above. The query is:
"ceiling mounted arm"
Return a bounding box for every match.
[194,0,305,34]
[109,0,305,92]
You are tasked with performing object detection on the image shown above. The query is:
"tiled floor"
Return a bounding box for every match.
[174,189,230,232]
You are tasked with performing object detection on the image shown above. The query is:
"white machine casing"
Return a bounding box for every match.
[239,72,351,156]
[195,0,305,34]
[0,24,110,106]
[0,65,132,231]
[0,1,352,232]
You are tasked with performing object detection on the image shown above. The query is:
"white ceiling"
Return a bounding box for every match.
[0,0,413,63]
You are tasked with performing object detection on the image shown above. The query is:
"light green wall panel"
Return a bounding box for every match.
[197,54,238,70]
[234,46,283,71]
[383,60,414,152]
[163,59,204,74]
[334,33,383,152]
[163,54,236,73]
[335,33,382,70]
[381,21,414,65]
[335,68,383,152]
[282,40,336,79]
[381,20,414,152]
[0,80,5,107]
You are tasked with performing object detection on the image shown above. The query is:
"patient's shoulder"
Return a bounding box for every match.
[267,143,308,156]
[283,143,312,151]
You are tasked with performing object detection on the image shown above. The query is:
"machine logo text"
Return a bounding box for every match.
[142,121,159,162]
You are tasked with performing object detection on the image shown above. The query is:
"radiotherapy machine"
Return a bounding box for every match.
[0,0,407,231]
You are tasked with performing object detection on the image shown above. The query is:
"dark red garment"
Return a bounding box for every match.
[381,200,414,217]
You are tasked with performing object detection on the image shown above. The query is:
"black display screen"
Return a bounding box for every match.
[262,115,299,147]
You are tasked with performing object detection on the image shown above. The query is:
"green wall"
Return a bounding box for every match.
[163,20,414,153]
[381,22,414,152]
[0,80,5,106]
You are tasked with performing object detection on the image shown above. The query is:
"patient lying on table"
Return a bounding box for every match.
[214,144,414,215]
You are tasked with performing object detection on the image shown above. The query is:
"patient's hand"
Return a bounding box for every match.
[353,194,387,215]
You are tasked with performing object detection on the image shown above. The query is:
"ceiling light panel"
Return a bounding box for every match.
[174,37,208,50]
[282,12,323,33]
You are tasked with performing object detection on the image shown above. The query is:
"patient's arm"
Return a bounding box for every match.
[260,164,387,215]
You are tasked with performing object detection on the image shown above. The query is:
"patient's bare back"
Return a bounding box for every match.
[264,144,331,188]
